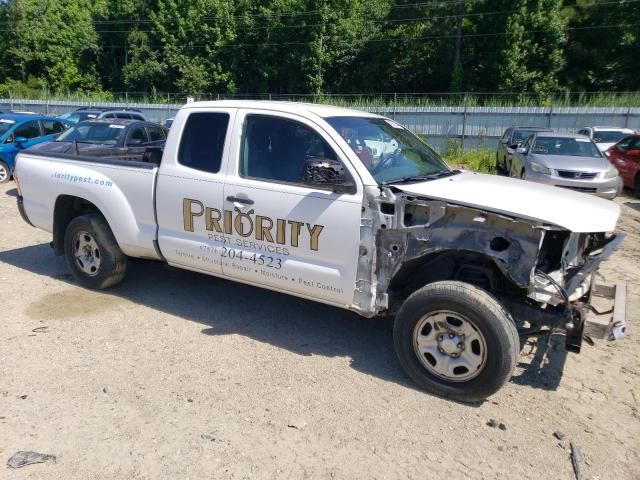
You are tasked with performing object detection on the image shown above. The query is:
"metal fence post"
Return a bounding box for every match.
[625,105,631,128]
[393,93,397,120]
[461,94,468,153]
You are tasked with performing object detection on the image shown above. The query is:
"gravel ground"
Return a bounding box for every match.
[0,181,638,479]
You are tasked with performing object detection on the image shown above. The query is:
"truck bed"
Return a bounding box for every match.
[16,150,162,260]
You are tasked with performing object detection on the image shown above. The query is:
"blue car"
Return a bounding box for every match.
[0,114,70,183]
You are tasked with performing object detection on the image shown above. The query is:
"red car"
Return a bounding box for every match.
[606,135,640,196]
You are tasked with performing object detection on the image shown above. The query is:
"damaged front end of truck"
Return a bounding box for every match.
[354,184,627,353]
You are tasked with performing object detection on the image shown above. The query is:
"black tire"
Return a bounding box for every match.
[495,153,503,174]
[393,281,519,402]
[64,213,128,289]
[0,160,11,184]
[634,174,640,198]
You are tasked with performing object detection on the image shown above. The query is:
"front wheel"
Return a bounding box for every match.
[393,281,519,402]
[64,213,128,289]
[0,160,11,184]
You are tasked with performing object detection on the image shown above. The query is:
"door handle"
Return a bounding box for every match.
[226,195,254,205]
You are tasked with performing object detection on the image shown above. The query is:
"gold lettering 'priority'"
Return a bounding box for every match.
[182,198,325,251]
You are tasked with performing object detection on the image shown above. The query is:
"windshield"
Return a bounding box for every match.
[531,137,602,157]
[592,131,628,144]
[325,116,450,183]
[61,112,99,123]
[57,123,125,145]
[0,118,16,136]
[512,129,545,145]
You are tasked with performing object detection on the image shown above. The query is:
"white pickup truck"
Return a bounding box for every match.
[14,101,627,401]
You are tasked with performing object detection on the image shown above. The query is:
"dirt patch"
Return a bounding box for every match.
[0,182,638,479]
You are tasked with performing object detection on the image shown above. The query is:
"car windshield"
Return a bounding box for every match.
[531,137,602,157]
[325,116,451,183]
[512,129,544,144]
[592,131,628,144]
[57,123,125,145]
[0,119,16,135]
[62,112,100,123]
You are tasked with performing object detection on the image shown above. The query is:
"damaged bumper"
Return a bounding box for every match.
[583,282,628,341]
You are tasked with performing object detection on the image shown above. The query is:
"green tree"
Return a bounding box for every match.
[497,0,567,96]
[150,0,236,95]
[0,0,102,93]
[564,0,640,91]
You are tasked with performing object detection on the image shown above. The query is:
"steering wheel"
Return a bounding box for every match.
[371,149,403,175]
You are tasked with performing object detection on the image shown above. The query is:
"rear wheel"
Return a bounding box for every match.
[64,213,128,289]
[0,161,10,184]
[634,174,640,198]
[393,281,519,402]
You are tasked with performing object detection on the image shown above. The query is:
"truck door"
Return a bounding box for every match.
[156,109,236,274]
[221,110,363,307]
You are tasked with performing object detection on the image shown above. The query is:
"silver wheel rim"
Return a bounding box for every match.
[413,310,488,382]
[0,164,7,182]
[73,231,101,277]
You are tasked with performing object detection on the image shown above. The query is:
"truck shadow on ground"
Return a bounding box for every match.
[0,242,567,396]
[4,188,17,197]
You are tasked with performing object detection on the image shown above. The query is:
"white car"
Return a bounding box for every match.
[14,101,627,401]
[577,126,635,153]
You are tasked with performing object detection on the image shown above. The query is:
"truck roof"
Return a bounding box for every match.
[183,100,382,119]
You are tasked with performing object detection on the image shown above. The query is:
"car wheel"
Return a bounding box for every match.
[393,281,519,402]
[495,153,502,174]
[520,168,526,180]
[634,174,640,198]
[64,213,128,290]
[0,160,11,184]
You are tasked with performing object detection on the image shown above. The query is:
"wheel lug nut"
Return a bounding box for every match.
[457,343,463,348]
[449,333,454,339]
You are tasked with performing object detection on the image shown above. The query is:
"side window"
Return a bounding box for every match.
[127,127,148,145]
[116,113,132,119]
[521,135,533,151]
[130,113,145,121]
[241,115,337,184]
[500,129,511,143]
[616,136,634,152]
[102,113,114,119]
[147,125,166,142]
[178,112,229,173]
[14,120,41,139]
[42,120,67,135]
[628,137,640,150]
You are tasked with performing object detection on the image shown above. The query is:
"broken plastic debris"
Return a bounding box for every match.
[7,451,56,468]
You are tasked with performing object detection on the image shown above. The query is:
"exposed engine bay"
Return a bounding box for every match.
[353,185,627,352]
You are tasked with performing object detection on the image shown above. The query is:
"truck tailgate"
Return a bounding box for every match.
[16,151,161,259]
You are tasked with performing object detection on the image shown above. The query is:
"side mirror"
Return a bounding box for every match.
[516,147,528,155]
[627,149,640,157]
[301,157,354,193]
[509,142,521,149]
[14,136,28,146]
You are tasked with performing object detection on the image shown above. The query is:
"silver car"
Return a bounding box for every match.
[509,132,622,199]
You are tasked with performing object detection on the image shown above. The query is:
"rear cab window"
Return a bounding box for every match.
[178,112,230,173]
[146,125,166,142]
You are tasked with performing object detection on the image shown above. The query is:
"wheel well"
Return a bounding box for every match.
[386,250,517,311]
[52,195,102,255]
